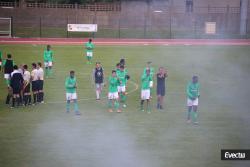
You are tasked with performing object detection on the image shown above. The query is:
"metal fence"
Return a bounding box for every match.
[0,2,249,39]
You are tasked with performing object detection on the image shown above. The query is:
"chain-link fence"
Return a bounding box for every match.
[0,2,249,39]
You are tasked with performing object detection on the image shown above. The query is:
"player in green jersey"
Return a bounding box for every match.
[0,50,2,71]
[143,61,155,97]
[108,70,121,113]
[117,64,130,108]
[65,71,80,115]
[43,45,54,78]
[85,39,95,64]
[140,68,153,113]
[186,76,200,124]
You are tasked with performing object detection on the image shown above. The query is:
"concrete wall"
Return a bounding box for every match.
[0,0,248,38]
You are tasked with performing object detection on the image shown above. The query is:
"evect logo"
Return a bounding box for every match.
[225,152,245,159]
[221,150,250,160]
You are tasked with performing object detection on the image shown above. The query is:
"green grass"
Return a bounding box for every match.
[0,44,250,167]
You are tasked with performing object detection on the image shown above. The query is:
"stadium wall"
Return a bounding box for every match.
[0,0,249,38]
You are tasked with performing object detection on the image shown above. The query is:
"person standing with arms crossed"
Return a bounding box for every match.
[186,76,200,125]
[85,39,94,65]
[140,68,153,113]
[65,71,80,115]
[43,45,54,78]
[92,62,105,100]
[156,67,168,110]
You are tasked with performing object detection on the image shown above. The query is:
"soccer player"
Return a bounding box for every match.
[3,54,14,85]
[0,50,2,71]
[65,71,80,115]
[37,62,44,103]
[3,54,14,104]
[23,65,32,106]
[117,65,129,108]
[92,62,104,100]
[116,63,120,73]
[140,68,153,113]
[18,64,24,104]
[85,38,94,64]
[43,45,54,78]
[31,63,39,105]
[108,70,121,113]
[10,65,24,108]
[143,61,155,97]
[186,76,200,125]
[156,67,168,110]
[120,58,125,66]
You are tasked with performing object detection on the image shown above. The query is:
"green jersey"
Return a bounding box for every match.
[85,42,94,53]
[2,59,15,67]
[141,74,152,90]
[186,82,200,100]
[65,77,77,93]
[0,51,2,61]
[108,76,120,93]
[143,67,155,77]
[117,69,128,86]
[43,50,53,62]
[0,51,2,66]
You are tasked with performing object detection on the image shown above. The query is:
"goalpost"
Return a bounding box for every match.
[0,17,12,37]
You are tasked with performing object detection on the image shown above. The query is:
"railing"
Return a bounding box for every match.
[0,2,248,13]
[26,3,74,9]
[0,2,16,8]
[25,2,121,11]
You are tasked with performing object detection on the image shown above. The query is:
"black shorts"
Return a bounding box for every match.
[32,81,38,92]
[37,80,44,91]
[157,86,165,96]
[23,83,31,93]
[12,86,21,94]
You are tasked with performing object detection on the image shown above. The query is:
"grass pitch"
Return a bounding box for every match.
[0,44,250,167]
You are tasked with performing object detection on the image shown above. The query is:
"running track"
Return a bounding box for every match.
[0,38,250,46]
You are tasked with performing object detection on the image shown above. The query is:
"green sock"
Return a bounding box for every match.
[73,100,79,112]
[49,68,52,76]
[192,111,198,122]
[121,94,127,103]
[108,100,112,108]
[188,107,192,120]
[114,101,120,110]
[66,100,70,112]
[5,79,10,86]
[45,68,49,77]
[140,105,144,111]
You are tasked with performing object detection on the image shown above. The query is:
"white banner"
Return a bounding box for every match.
[205,22,216,34]
[67,24,98,32]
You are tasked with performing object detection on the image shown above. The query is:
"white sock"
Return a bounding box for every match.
[96,91,99,99]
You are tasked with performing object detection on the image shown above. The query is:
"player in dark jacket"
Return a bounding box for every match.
[10,65,24,108]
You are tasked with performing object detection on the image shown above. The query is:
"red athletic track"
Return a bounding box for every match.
[0,38,250,46]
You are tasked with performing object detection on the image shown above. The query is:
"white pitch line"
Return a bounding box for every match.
[46,80,139,104]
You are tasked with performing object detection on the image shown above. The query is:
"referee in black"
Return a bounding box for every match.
[92,62,104,100]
